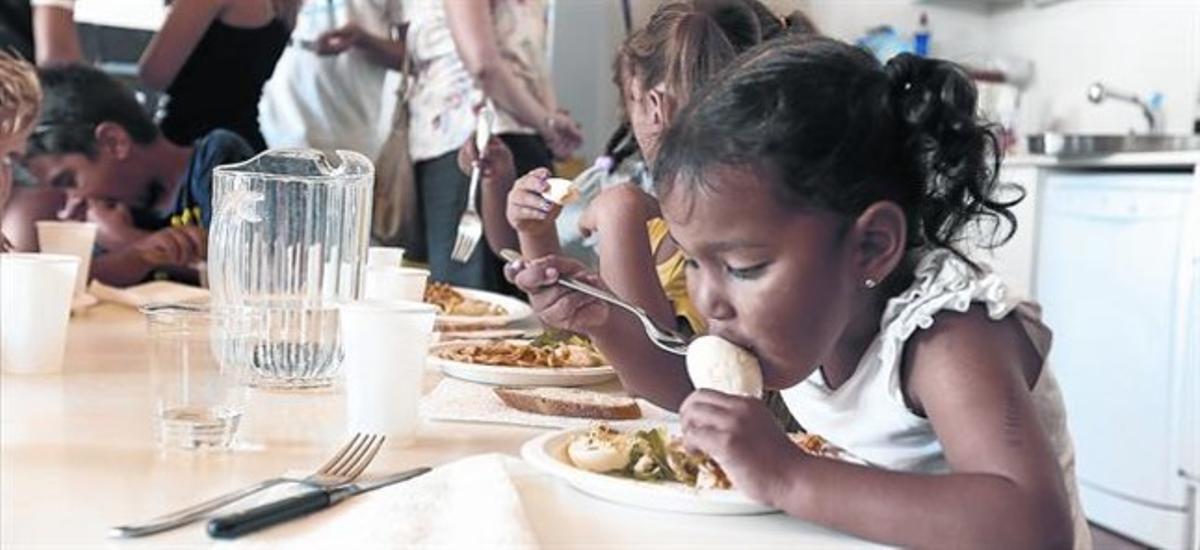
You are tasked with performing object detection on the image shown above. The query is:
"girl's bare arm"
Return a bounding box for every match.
[683,306,1074,548]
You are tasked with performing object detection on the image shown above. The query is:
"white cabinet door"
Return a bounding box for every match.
[1036,171,1194,548]
[1179,167,1200,550]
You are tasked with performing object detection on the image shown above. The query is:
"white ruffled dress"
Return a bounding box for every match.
[781,248,1091,549]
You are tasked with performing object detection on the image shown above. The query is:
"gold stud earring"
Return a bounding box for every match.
[864,278,878,289]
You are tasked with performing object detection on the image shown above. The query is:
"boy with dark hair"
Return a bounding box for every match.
[23,63,253,285]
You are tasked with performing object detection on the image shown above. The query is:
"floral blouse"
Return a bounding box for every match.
[405,0,552,163]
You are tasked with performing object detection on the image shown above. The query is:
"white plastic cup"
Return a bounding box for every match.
[1,254,80,373]
[362,266,429,302]
[339,300,437,445]
[366,246,405,269]
[36,221,97,297]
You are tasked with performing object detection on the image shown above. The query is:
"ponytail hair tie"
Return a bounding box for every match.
[592,155,614,173]
[883,53,921,98]
[882,53,938,130]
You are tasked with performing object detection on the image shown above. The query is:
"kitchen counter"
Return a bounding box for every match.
[1004,150,1200,168]
[983,149,1199,307]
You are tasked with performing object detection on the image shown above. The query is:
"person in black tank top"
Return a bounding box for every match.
[159,19,288,151]
[0,0,36,60]
[140,0,296,152]
[1,0,83,66]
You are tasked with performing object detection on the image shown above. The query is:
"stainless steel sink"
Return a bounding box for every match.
[1027,133,1200,157]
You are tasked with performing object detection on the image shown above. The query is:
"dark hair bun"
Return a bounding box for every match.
[884,53,1017,251]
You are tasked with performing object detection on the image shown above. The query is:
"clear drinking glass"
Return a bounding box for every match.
[143,302,258,449]
[208,149,374,389]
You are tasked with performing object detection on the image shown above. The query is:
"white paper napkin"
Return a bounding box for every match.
[420,377,678,429]
[224,453,539,549]
[89,279,210,308]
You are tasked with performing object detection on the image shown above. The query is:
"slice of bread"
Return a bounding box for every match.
[493,387,642,420]
[541,177,580,205]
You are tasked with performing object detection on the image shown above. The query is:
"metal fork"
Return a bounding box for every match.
[451,102,496,263]
[450,170,484,263]
[109,433,386,538]
[499,249,689,356]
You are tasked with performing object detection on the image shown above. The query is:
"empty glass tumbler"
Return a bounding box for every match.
[143,302,259,449]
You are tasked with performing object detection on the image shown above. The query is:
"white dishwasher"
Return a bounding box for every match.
[1035,170,1199,549]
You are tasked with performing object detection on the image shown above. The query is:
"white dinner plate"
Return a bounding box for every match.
[435,328,531,342]
[428,340,617,387]
[433,288,534,331]
[521,428,777,515]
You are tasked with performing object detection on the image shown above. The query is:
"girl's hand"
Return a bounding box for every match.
[504,254,609,333]
[457,133,516,187]
[680,389,805,506]
[506,168,561,236]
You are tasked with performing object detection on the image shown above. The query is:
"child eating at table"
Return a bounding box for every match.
[496,0,793,335]
[20,63,253,285]
[0,52,41,252]
[507,35,1087,548]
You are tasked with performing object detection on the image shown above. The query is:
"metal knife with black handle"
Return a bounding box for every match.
[207,467,431,539]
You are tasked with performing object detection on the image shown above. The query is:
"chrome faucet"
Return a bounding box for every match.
[1087,82,1161,134]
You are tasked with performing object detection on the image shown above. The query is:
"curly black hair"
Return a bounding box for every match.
[654,35,1020,262]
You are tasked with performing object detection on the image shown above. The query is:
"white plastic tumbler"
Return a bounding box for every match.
[36,221,97,297]
[366,246,405,268]
[362,266,429,302]
[0,253,80,373]
[339,300,437,445]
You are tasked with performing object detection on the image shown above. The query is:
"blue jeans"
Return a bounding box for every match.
[414,134,552,294]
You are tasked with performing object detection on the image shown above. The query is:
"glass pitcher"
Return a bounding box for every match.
[208,149,373,389]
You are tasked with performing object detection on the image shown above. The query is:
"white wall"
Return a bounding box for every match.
[986,0,1200,135]
[643,0,992,51]
[74,0,163,30]
[780,0,993,62]
[631,0,662,28]
[549,0,626,161]
[785,0,1200,136]
[602,0,993,159]
[558,0,1200,159]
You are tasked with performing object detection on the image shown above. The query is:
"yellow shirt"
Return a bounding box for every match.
[647,218,705,334]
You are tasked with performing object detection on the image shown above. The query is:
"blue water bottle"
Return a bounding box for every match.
[914,12,930,57]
